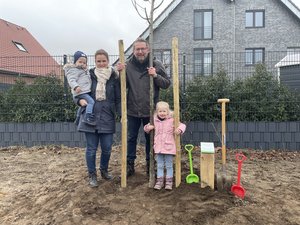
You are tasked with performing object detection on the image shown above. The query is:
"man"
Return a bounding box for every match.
[118,38,171,176]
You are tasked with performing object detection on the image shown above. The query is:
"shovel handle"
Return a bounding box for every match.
[185,144,195,174]
[217,98,230,104]
[218,98,229,167]
[236,153,247,163]
[184,144,194,152]
[236,153,246,186]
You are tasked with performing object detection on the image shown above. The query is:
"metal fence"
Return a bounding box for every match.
[1,51,299,88]
[0,51,300,122]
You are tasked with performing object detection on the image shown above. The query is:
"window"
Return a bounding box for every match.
[154,49,171,75]
[245,48,264,65]
[194,10,213,40]
[194,48,213,76]
[245,10,264,28]
[12,41,28,52]
[287,47,300,55]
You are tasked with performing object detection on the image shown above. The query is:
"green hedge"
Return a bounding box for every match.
[160,64,300,122]
[0,76,76,122]
[1,64,300,122]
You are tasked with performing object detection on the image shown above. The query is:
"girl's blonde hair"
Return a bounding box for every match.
[156,101,174,117]
[156,101,170,111]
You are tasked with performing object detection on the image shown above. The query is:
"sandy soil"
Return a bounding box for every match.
[0,145,299,225]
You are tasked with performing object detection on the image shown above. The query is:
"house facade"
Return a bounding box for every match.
[127,0,300,80]
[0,19,61,90]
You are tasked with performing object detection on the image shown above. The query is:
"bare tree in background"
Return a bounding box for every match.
[131,0,164,188]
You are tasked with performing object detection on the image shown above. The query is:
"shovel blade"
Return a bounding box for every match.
[231,184,245,199]
[186,174,200,184]
[216,173,233,191]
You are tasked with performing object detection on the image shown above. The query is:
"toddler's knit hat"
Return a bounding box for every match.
[74,51,87,63]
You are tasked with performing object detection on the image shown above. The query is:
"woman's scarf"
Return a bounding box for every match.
[94,67,112,101]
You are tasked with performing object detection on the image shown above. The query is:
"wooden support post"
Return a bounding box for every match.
[200,142,215,189]
[200,153,215,189]
[172,37,181,187]
[118,40,127,188]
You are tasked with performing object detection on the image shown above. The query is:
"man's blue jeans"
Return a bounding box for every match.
[127,115,150,162]
[85,132,113,174]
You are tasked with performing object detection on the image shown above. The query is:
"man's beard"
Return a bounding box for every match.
[135,54,148,64]
[137,56,146,63]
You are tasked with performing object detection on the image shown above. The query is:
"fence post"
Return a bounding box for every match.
[63,55,68,98]
[182,53,186,110]
[62,55,68,119]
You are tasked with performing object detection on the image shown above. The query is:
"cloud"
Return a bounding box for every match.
[8,0,299,57]
[0,0,158,55]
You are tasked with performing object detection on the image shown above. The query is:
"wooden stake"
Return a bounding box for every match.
[118,40,127,188]
[172,37,181,187]
[200,153,215,189]
[148,0,156,188]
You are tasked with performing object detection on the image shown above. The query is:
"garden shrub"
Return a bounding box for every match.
[0,76,76,122]
[182,64,300,122]
[1,64,299,123]
[183,69,231,121]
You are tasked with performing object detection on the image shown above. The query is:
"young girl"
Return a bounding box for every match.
[144,101,186,190]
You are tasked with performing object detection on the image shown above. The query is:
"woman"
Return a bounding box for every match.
[76,49,121,187]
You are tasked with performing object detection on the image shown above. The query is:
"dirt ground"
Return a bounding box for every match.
[0,145,299,225]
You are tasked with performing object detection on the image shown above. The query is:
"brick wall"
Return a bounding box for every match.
[182,121,300,150]
[1,122,299,150]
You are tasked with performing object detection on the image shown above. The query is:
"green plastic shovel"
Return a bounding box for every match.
[185,144,200,184]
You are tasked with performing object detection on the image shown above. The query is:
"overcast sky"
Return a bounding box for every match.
[0,0,299,56]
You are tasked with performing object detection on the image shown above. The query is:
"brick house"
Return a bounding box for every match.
[126,0,300,80]
[0,19,60,90]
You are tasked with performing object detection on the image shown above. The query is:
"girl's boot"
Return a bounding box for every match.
[154,177,164,190]
[165,177,173,190]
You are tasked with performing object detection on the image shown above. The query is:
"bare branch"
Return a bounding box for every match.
[144,7,150,24]
[132,0,145,10]
[153,0,163,11]
[131,0,149,21]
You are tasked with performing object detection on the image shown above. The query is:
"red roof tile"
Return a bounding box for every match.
[0,18,60,76]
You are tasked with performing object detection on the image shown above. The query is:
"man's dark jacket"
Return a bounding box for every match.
[125,55,171,117]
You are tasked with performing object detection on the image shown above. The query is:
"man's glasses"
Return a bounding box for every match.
[134,48,147,52]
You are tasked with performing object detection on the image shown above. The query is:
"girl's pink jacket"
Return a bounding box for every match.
[144,115,186,155]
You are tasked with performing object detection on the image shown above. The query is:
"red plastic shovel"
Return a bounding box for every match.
[231,153,247,199]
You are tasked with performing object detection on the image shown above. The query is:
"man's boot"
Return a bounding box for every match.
[127,160,135,177]
[100,170,113,180]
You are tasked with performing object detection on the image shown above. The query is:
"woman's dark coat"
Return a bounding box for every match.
[76,67,121,134]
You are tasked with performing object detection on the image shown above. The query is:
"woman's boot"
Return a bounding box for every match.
[88,172,98,187]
